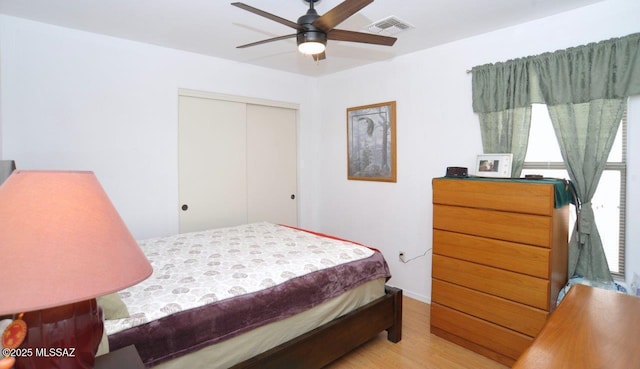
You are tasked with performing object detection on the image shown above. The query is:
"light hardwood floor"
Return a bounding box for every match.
[325,296,509,369]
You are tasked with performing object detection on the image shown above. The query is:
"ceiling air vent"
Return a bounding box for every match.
[366,16,413,36]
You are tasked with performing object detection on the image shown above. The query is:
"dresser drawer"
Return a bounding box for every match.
[432,279,548,337]
[433,204,553,247]
[431,303,533,361]
[433,230,550,278]
[432,255,551,310]
[433,178,554,215]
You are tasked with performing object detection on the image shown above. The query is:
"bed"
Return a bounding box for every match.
[103,222,402,368]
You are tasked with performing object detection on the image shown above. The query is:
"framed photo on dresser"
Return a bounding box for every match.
[475,153,513,178]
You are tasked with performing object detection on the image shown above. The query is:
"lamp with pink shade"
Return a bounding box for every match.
[0,171,152,369]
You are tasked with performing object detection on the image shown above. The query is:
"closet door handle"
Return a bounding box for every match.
[290,194,295,200]
[181,204,189,211]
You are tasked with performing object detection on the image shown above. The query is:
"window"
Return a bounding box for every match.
[522,104,627,278]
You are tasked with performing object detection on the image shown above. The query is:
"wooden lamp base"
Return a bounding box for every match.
[15,299,103,369]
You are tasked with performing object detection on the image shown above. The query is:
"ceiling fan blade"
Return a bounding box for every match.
[236,34,296,48]
[312,52,327,62]
[313,0,373,32]
[327,29,396,46]
[231,2,304,31]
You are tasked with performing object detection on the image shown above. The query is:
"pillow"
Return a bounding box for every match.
[97,293,130,320]
[96,329,110,356]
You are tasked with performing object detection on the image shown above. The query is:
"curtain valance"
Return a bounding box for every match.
[472,32,640,113]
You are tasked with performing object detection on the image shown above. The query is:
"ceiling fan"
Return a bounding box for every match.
[231,0,397,61]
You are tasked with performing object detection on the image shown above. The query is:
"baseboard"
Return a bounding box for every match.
[386,284,430,304]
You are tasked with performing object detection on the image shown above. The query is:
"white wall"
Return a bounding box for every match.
[0,15,316,240]
[1,0,639,302]
[313,0,640,301]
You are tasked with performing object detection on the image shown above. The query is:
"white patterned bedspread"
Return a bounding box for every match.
[104,222,375,335]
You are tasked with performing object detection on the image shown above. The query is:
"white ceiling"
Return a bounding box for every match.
[0,0,607,77]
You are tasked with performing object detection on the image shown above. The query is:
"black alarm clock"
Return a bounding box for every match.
[445,167,468,178]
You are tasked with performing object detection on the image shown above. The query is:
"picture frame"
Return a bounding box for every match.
[347,101,397,182]
[475,153,513,178]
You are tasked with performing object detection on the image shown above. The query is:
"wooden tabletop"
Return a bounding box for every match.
[512,284,640,369]
[95,345,145,369]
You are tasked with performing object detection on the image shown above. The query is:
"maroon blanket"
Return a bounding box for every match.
[108,250,390,366]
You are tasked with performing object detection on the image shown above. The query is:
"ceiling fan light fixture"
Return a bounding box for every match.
[298,41,326,55]
[297,30,327,55]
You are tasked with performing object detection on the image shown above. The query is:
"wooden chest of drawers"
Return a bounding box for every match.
[430,178,569,366]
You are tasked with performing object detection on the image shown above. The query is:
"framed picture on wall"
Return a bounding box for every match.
[346,101,397,182]
[475,153,513,178]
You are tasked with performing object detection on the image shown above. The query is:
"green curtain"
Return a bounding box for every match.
[546,100,625,282]
[532,34,640,104]
[471,32,640,282]
[533,35,637,282]
[477,108,531,177]
[472,60,532,177]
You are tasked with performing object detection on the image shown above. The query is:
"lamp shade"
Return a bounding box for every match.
[0,170,152,315]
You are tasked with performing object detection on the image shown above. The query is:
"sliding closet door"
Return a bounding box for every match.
[246,104,298,226]
[178,92,298,233]
[178,96,247,232]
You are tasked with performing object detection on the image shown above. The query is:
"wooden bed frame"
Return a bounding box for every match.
[231,286,403,369]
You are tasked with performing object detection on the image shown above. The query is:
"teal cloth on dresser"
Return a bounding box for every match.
[442,176,573,208]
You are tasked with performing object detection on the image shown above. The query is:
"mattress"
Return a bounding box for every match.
[106,222,391,366]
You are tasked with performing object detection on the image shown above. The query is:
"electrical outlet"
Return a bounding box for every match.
[399,251,406,263]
